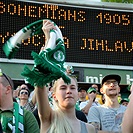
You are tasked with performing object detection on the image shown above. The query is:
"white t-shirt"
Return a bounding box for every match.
[87,104,127,132]
[79,100,100,110]
[79,100,100,121]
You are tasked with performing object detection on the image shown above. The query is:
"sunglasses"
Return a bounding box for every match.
[104,81,118,86]
[20,91,29,95]
[0,71,13,88]
[89,91,96,94]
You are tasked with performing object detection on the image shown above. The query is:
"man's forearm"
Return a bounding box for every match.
[89,122,121,133]
[82,99,93,114]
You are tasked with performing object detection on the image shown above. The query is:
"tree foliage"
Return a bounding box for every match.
[101,0,133,3]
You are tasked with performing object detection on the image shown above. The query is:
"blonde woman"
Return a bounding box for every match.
[34,20,96,133]
[35,76,96,133]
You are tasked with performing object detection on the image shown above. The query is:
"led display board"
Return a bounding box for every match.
[0,0,133,66]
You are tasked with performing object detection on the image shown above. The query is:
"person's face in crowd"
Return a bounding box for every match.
[53,77,78,109]
[100,79,120,97]
[66,66,71,74]
[19,89,29,100]
[91,84,99,92]
[121,101,129,106]
[78,89,87,100]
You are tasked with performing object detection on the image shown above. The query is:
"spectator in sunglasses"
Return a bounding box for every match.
[18,84,37,112]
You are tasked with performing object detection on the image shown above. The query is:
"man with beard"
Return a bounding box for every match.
[87,74,126,133]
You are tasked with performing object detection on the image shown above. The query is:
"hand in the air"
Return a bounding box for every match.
[42,20,56,41]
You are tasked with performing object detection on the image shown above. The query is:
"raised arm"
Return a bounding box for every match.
[81,93,96,114]
[34,20,57,131]
[35,86,53,121]
[122,84,133,133]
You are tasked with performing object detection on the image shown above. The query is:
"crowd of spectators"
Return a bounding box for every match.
[1,71,132,133]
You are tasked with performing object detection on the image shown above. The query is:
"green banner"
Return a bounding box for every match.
[0,62,33,80]
[84,68,132,85]
[0,62,132,85]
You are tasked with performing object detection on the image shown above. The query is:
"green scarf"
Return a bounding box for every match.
[3,19,43,59]
[3,19,70,87]
[1,102,24,133]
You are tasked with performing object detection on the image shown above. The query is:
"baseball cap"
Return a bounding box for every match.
[101,74,121,85]
[120,98,129,104]
[78,87,87,92]
[87,87,97,93]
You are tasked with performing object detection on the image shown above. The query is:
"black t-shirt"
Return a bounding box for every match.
[33,108,40,128]
[75,109,87,123]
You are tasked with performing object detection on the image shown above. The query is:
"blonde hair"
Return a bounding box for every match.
[47,108,72,133]
[47,76,78,133]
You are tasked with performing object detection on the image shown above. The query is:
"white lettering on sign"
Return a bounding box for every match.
[86,74,132,84]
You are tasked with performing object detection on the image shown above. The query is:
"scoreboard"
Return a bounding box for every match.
[0,0,133,66]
